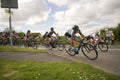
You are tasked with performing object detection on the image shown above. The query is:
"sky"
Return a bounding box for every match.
[0,0,120,36]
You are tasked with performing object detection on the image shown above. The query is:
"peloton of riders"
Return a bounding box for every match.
[0,25,103,49]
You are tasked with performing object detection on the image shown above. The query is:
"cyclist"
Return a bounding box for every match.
[42,31,48,43]
[87,34,95,45]
[24,30,33,42]
[46,27,57,44]
[94,32,100,47]
[12,30,18,38]
[43,31,48,39]
[35,33,41,43]
[1,32,8,40]
[65,25,85,54]
[95,32,100,40]
[12,30,20,45]
[1,32,8,44]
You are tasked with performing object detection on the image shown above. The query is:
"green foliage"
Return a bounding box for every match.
[59,36,68,44]
[0,32,2,36]
[100,29,106,37]
[114,40,120,45]
[17,32,24,37]
[32,33,41,38]
[0,60,119,80]
[17,32,41,38]
[113,24,120,40]
[100,23,120,41]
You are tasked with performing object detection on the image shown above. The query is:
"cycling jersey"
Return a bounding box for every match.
[65,28,82,39]
[26,33,33,38]
[47,30,56,37]
[43,32,48,39]
[2,33,7,38]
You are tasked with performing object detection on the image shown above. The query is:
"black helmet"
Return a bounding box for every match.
[72,25,79,30]
[27,30,30,33]
[95,31,99,35]
[12,30,15,33]
[50,27,54,30]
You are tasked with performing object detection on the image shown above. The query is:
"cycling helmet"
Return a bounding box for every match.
[27,30,30,33]
[12,30,15,33]
[50,27,54,30]
[72,25,79,31]
[95,31,99,35]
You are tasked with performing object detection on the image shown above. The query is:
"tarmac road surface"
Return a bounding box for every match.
[47,45,120,76]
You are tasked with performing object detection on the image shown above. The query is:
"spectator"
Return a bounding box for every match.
[111,34,115,45]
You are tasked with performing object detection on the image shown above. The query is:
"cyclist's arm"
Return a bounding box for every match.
[79,30,85,39]
[53,31,57,36]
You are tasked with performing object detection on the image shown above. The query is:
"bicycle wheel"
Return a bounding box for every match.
[64,44,76,56]
[56,44,64,51]
[81,43,98,60]
[30,41,36,49]
[98,42,108,52]
[18,39,22,47]
[24,41,28,48]
[45,43,52,50]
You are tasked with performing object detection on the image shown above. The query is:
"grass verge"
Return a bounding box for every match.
[0,46,47,53]
[0,59,119,80]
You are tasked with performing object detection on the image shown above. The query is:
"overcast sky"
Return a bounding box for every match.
[0,0,120,35]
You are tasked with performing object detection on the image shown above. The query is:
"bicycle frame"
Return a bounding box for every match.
[65,39,98,60]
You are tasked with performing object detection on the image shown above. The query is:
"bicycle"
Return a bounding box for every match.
[64,39,98,60]
[35,37,44,49]
[23,37,36,48]
[88,37,109,52]
[45,36,64,51]
[12,36,22,46]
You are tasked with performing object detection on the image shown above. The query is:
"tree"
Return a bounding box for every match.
[100,29,106,38]
[100,23,120,41]
[114,23,120,40]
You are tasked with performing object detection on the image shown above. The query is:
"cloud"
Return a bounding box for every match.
[48,0,120,35]
[0,0,120,36]
[0,0,50,25]
[48,0,79,6]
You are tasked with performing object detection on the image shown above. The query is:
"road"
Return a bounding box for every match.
[46,45,120,76]
[0,45,120,76]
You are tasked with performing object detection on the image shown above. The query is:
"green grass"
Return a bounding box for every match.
[0,46,47,53]
[0,60,119,80]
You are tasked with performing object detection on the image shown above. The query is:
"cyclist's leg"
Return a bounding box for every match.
[94,39,99,47]
[48,37,52,44]
[67,38,78,46]
[50,37,58,48]
[65,33,79,54]
[67,38,80,54]
[65,32,79,47]
[51,36,54,43]
[46,35,52,44]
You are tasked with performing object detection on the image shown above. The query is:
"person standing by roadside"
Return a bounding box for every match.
[111,34,115,45]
